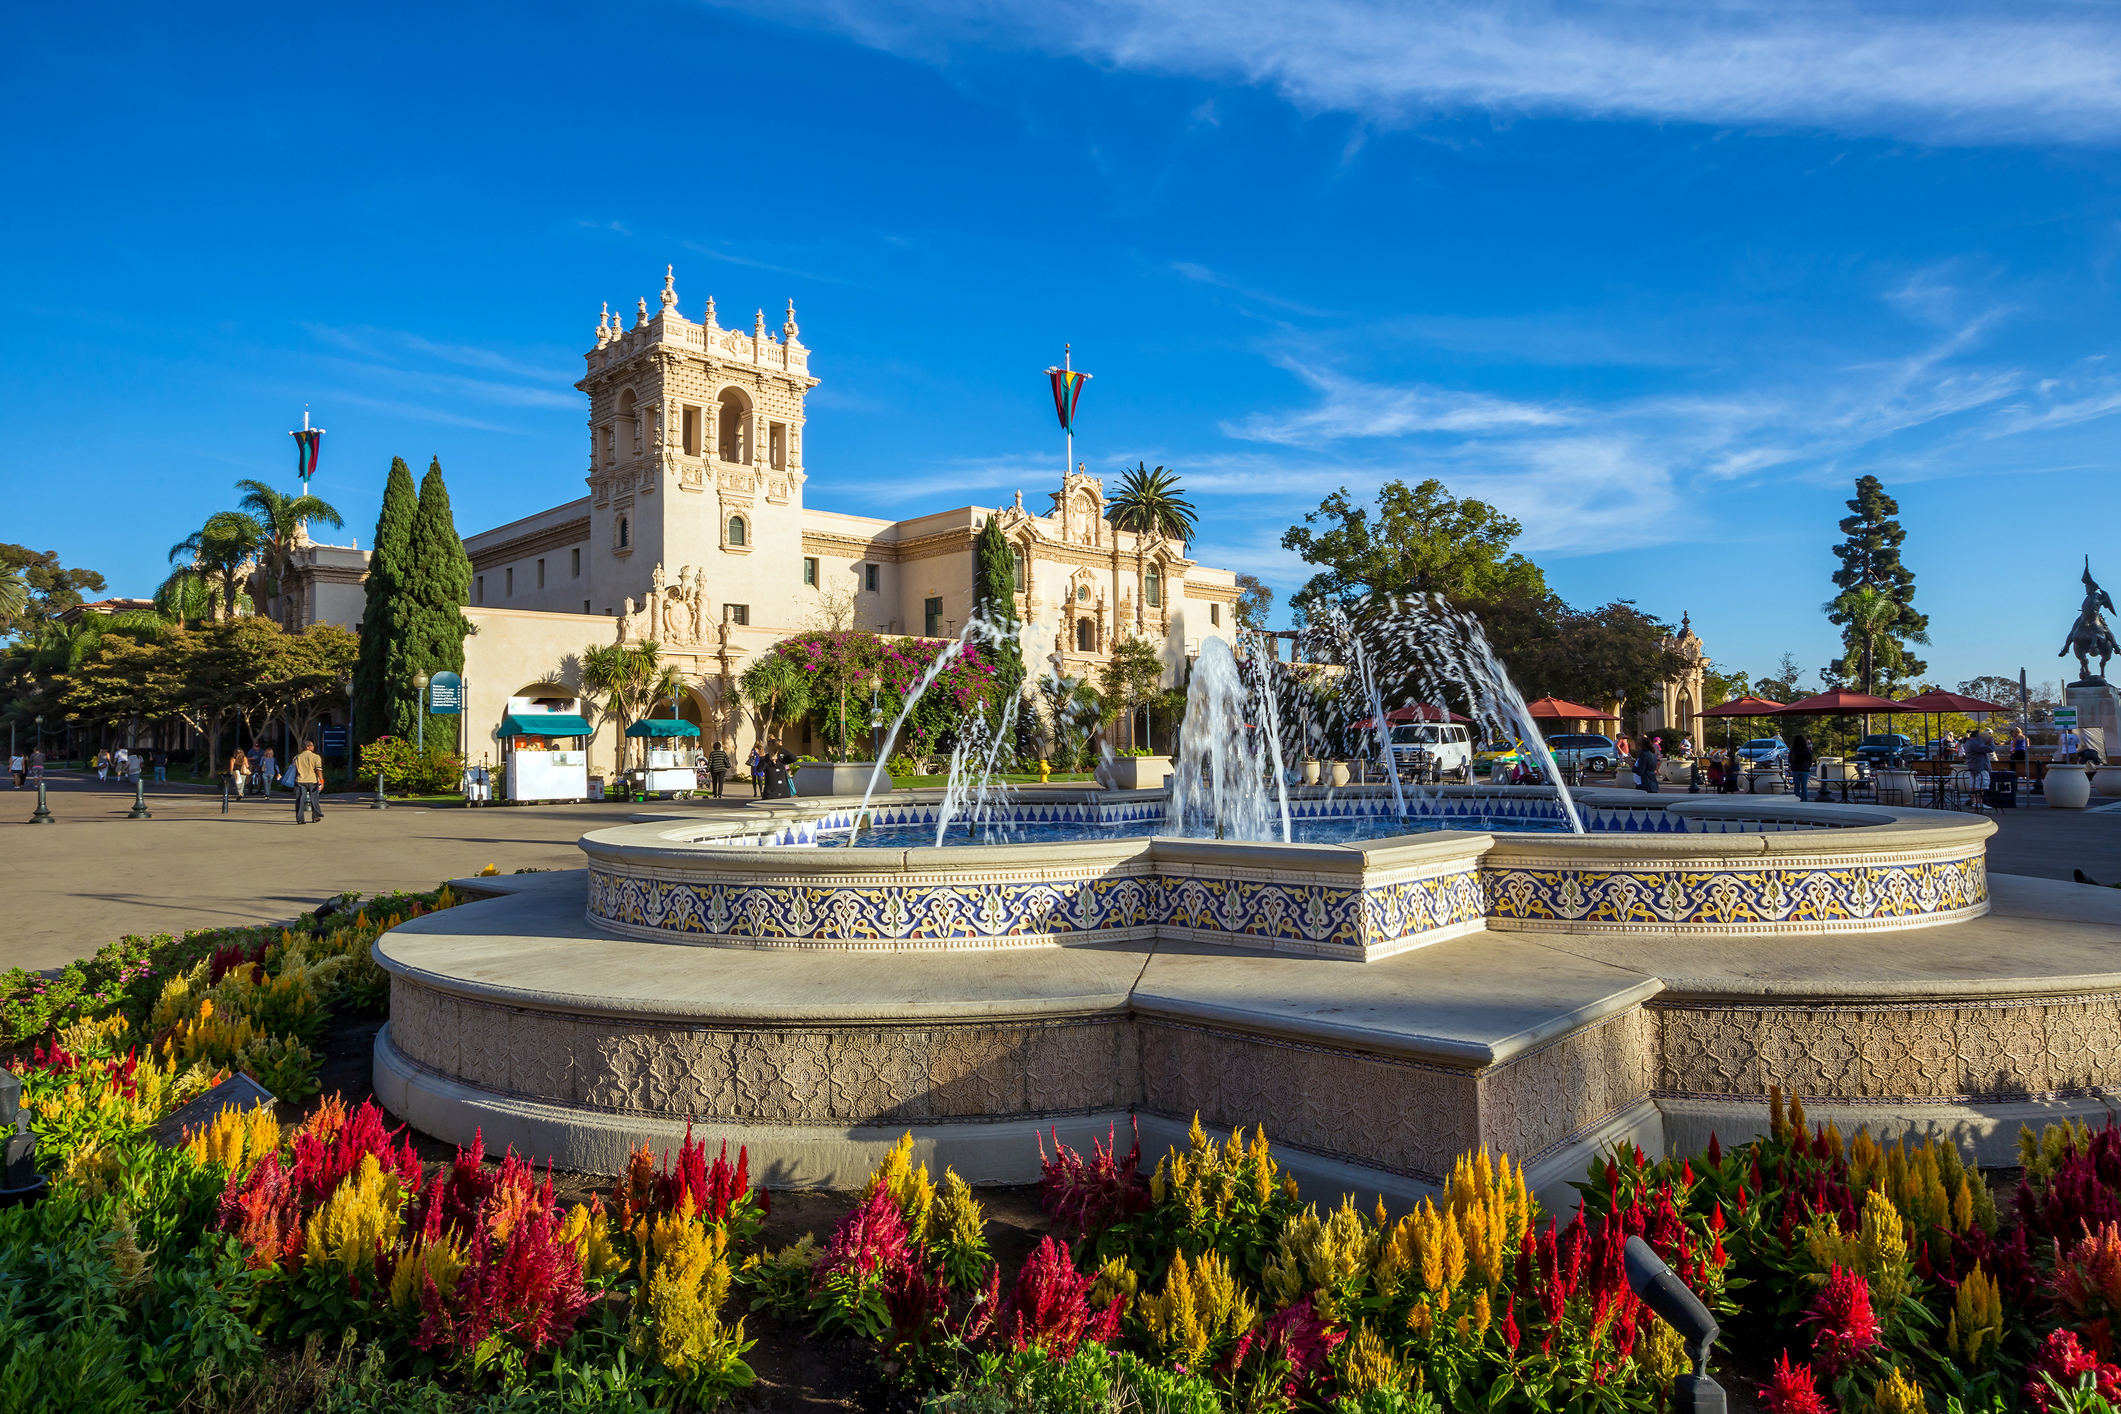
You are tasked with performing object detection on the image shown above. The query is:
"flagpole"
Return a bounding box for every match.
[1064,344,1072,480]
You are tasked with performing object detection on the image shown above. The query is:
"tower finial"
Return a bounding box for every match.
[635,296,648,327]
[704,294,718,328]
[783,298,799,340]
[660,265,678,311]
[596,302,610,345]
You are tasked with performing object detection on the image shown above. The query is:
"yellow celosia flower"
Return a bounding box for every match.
[560,1199,624,1279]
[1336,1322,1402,1396]
[1874,1367,1926,1414]
[182,1103,280,1175]
[1264,1196,1379,1313]
[639,1210,749,1381]
[1947,1262,2004,1366]
[1138,1248,1257,1366]
[1638,1318,1686,1395]
[389,1233,468,1308]
[1804,1188,1911,1312]
[1090,1256,1136,1310]
[303,1154,405,1275]
[863,1132,935,1243]
[1442,1148,1531,1288]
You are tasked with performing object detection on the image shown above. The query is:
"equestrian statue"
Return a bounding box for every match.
[2062,556,2117,683]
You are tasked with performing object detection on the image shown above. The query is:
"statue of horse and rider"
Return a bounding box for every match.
[2063,557,2117,683]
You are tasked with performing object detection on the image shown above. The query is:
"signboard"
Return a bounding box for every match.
[318,725,350,757]
[2056,707,2079,728]
[428,671,463,715]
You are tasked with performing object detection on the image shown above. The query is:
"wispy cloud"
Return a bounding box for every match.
[1171,261,1340,317]
[1225,359,1575,441]
[735,0,2121,145]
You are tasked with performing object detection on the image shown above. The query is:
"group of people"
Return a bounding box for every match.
[89,747,168,784]
[8,749,45,788]
[688,739,800,799]
[225,741,326,820]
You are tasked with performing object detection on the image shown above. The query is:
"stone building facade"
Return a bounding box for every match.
[445,268,1239,768]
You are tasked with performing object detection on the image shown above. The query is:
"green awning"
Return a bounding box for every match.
[503,713,593,737]
[625,719,701,738]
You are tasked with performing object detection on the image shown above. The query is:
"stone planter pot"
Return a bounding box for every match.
[2047,765,2094,810]
[2095,765,2121,798]
[1749,770,1787,795]
[1109,755,1171,790]
[792,762,893,798]
[1329,761,1351,788]
[1303,759,1321,786]
[1875,769,1915,807]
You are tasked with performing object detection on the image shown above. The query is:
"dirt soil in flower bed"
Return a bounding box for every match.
[312,1012,1066,1412]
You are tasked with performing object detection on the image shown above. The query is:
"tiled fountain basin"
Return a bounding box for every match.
[580,789,1992,961]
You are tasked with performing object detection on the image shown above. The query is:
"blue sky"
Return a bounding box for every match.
[4,0,2118,693]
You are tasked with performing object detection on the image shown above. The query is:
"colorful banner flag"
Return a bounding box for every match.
[1046,366,1089,433]
[291,427,322,481]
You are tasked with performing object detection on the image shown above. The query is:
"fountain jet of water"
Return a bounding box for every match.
[1172,636,1290,844]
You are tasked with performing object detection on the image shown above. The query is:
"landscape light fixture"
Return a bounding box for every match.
[414,672,432,752]
[1623,1235,1723,1414]
[0,1067,47,1207]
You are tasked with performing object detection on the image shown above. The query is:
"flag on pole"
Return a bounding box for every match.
[291,428,322,481]
[1046,366,1090,433]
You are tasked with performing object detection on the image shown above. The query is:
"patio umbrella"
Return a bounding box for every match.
[1888,690,2012,758]
[1352,703,1472,729]
[1698,695,1790,751]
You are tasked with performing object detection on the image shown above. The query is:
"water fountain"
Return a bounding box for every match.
[1170,636,1290,842]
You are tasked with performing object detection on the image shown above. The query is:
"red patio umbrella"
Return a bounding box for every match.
[1696,694,1793,751]
[1768,689,1902,716]
[1521,695,1620,721]
[1353,703,1472,728]
[1889,690,2013,758]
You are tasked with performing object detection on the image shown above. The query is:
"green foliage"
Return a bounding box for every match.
[769,631,1002,761]
[384,460,476,744]
[237,479,346,609]
[1233,573,1273,633]
[1282,478,1548,614]
[0,543,106,634]
[359,734,467,793]
[931,1344,1224,1414]
[353,457,419,752]
[1106,463,1199,545]
[1471,594,1690,717]
[974,514,1026,708]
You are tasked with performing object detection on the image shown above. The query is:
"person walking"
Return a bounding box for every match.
[764,740,796,800]
[246,743,263,795]
[292,738,325,823]
[152,748,167,783]
[258,744,278,796]
[29,748,44,783]
[707,740,731,799]
[94,748,109,782]
[748,743,765,798]
[9,750,22,789]
[228,747,249,799]
[1634,735,1661,794]
[1964,727,1997,811]
[1789,732,1816,802]
[2008,727,2029,773]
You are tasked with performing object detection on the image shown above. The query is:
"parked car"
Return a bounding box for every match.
[1474,740,1524,775]
[1389,722,1473,782]
[1853,733,1916,769]
[1541,733,1621,774]
[1737,738,1789,767]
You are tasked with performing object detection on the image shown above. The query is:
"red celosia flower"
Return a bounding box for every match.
[416,1199,591,1357]
[2027,1330,2121,1414]
[1038,1121,1149,1237]
[649,1124,750,1223]
[1707,1133,1724,1167]
[217,1151,302,1269]
[1500,1293,1520,1353]
[1225,1294,1343,1401]
[1802,1264,1883,1376]
[27,1039,79,1073]
[290,1097,420,1205]
[818,1185,913,1288]
[994,1236,1121,1358]
[1760,1351,1830,1414]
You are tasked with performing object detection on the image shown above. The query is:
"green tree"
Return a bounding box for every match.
[738,651,812,749]
[972,515,1025,710]
[1756,653,1805,704]
[351,459,417,752]
[235,479,344,622]
[582,641,667,770]
[166,512,262,622]
[1233,573,1273,633]
[1105,463,1198,544]
[1281,478,1548,612]
[0,545,106,633]
[1100,635,1167,750]
[1827,476,1927,689]
[387,459,475,744]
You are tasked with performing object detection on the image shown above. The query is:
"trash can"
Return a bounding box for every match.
[1984,770,2018,809]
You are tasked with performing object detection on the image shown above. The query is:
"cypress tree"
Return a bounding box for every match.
[1827,475,1927,687]
[973,514,1025,710]
[389,458,475,744]
[352,458,417,752]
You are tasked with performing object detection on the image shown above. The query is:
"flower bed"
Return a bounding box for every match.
[13,905,2121,1410]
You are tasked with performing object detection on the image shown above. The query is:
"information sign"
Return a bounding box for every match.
[2056,707,2079,728]
[428,671,464,715]
[318,725,350,757]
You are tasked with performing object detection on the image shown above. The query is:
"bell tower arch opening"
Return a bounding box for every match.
[717,388,753,464]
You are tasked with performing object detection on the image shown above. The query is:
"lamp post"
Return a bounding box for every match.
[413,672,431,754]
[869,681,885,763]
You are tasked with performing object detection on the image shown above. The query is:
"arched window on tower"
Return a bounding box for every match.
[717,389,751,463]
[619,389,640,452]
[727,515,747,547]
[618,516,630,549]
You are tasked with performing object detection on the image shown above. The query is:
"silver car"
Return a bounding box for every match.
[1541,733,1621,774]
[1737,738,1789,767]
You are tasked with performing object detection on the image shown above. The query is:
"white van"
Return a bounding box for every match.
[1388,722,1473,783]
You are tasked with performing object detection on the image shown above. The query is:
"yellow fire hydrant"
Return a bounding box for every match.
[1037,758,1052,783]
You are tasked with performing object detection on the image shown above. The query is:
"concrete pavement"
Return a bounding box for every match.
[0,773,759,974]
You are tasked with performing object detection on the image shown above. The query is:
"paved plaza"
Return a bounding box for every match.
[0,773,758,974]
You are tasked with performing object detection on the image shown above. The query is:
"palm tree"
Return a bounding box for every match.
[169,511,263,621]
[580,641,666,769]
[1105,463,1198,543]
[154,565,220,624]
[738,652,812,748]
[235,479,344,625]
[1830,584,1929,696]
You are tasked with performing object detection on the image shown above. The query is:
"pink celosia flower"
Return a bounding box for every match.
[1038,1120,1149,1236]
[994,1236,1121,1357]
[1802,1264,1883,1377]
[1760,1351,1830,1414]
[2026,1330,2121,1413]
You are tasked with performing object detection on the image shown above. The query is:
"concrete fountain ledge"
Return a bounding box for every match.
[578,789,1991,962]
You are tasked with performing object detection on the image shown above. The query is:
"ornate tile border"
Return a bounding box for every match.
[1484,852,1986,933]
